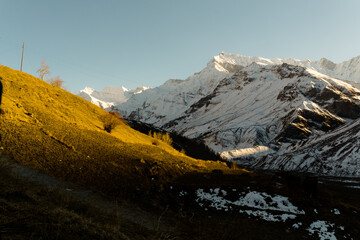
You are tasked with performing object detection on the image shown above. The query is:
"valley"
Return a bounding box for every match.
[1,52,360,239]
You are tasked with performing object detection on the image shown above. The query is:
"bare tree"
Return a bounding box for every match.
[36,60,50,80]
[48,76,64,88]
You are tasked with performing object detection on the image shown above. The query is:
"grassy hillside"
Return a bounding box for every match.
[0,65,242,198]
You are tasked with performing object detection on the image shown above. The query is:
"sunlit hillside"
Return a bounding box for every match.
[0,65,240,197]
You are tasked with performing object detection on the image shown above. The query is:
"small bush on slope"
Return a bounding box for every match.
[148,131,173,146]
[99,111,123,133]
[127,120,221,161]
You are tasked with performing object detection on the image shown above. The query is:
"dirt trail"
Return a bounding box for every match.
[0,151,176,233]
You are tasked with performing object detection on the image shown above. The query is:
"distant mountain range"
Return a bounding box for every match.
[78,53,360,176]
[78,86,150,109]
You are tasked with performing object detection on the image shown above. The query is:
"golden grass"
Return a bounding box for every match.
[0,65,243,197]
[149,131,173,146]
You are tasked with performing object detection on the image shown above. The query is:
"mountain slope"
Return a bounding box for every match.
[0,65,238,198]
[165,63,360,153]
[253,118,360,176]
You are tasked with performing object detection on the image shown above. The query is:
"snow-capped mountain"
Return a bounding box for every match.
[79,52,360,176]
[78,86,149,109]
[117,53,360,126]
[209,52,360,83]
[164,63,360,153]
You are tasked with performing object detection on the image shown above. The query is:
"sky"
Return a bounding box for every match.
[1,0,360,93]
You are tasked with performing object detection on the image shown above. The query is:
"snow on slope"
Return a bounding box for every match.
[164,63,360,154]
[213,52,360,83]
[118,57,239,125]
[253,117,360,176]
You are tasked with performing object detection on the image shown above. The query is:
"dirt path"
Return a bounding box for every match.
[0,151,176,233]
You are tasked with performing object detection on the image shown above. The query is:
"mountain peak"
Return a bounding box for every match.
[318,58,336,70]
[78,85,150,109]
[81,86,95,95]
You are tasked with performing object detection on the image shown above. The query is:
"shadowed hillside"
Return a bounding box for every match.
[0,65,243,199]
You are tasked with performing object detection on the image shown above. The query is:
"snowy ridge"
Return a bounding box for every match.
[213,52,360,83]
[254,118,360,176]
[78,86,150,109]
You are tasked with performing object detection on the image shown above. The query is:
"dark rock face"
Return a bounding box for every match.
[327,100,360,119]
[277,84,298,101]
[275,63,307,79]
[186,92,216,114]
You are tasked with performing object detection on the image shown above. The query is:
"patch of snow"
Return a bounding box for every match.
[332,208,341,215]
[179,190,187,197]
[307,221,337,240]
[196,188,304,222]
[293,222,303,229]
[232,191,305,214]
[196,189,228,211]
[240,209,296,222]
[340,180,360,184]
[220,146,273,160]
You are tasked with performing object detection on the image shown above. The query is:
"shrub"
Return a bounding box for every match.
[48,76,64,88]
[151,139,160,146]
[127,120,221,160]
[148,131,173,146]
[99,111,123,133]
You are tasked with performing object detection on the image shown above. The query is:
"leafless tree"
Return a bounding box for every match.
[48,76,64,88]
[36,60,50,80]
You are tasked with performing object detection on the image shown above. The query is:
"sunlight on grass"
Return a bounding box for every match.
[0,65,246,197]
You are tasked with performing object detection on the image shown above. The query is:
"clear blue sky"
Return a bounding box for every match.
[1,0,360,93]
